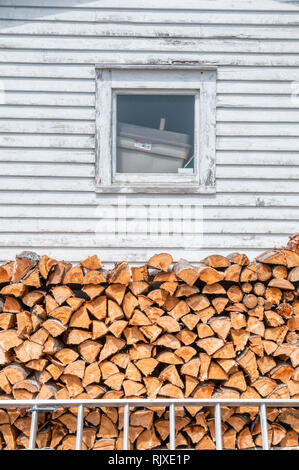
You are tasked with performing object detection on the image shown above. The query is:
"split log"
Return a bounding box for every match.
[39,255,57,279]
[172,260,199,286]
[148,253,173,272]
[107,262,130,285]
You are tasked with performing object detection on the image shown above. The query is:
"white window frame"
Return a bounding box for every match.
[95,64,217,194]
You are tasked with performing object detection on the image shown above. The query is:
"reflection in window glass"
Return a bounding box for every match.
[116,94,195,174]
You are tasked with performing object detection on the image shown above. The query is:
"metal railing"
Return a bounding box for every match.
[0,398,298,450]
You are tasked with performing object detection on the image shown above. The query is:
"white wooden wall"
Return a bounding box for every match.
[0,0,299,263]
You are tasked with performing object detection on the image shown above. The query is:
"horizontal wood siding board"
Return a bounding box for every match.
[2,64,299,80]
[2,107,299,123]
[1,1,299,11]
[0,134,94,148]
[2,7,299,24]
[0,234,290,251]
[0,119,95,134]
[0,107,94,120]
[2,92,299,108]
[1,205,299,221]
[217,109,299,122]
[4,37,299,54]
[5,120,299,136]
[3,135,299,150]
[0,162,95,177]
[1,163,299,179]
[0,217,297,233]
[0,192,297,207]
[3,120,299,136]
[3,22,299,40]
[1,78,299,94]
[217,152,299,166]
[3,51,299,66]
[217,95,299,108]
[1,91,95,106]
[0,149,95,162]
[1,177,299,193]
[217,136,299,151]
[2,150,299,166]
[0,77,95,92]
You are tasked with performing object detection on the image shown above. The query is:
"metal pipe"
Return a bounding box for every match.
[28,407,39,450]
[3,398,297,452]
[1,398,298,409]
[169,403,175,450]
[75,404,84,450]
[123,404,130,450]
[214,403,222,450]
[260,403,269,451]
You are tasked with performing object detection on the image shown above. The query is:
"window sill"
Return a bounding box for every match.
[94,183,216,194]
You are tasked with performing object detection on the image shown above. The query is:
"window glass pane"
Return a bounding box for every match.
[116,94,195,174]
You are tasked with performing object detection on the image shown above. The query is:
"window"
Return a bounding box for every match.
[95,64,217,193]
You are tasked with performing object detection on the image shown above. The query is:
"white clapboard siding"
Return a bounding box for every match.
[1,77,297,95]
[0,120,94,134]
[217,82,297,94]
[1,176,299,193]
[3,106,299,123]
[2,149,299,166]
[217,123,299,137]
[1,78,95,93]
[0,232,288,248]
[3,22,299,40]
[0,1,298,263]
[0,106,95,120]
[0,236,291,256]
[0,149,95,163]
[2,7,299,25]
[3,37,299,55]
[1,1,299,11]
[1,91,94,106]
[2,205,299,221]
[2,21,299,41]
[1,162,299,180]
[3,91,298,109]
[0,192,297,207]
[217,109,299,123]
[217,166,299,179]
[217,95,299,108]
[2,64,299,81]
[0,134,94,148]
[0,217,297,234]
[3,120,299,137]
[0,63,95,78]
[0,176,95,192]
[217,152,299,166]
[0,162,94,177]
[217,137,299,151]
[1,51,299,67]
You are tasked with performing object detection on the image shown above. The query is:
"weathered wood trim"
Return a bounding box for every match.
[95,64,217,194]
[95,64,218,70]
[95,68,112,188]
[95,185,217,194]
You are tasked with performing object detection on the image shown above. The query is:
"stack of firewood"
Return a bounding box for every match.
[0,234,298,450]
